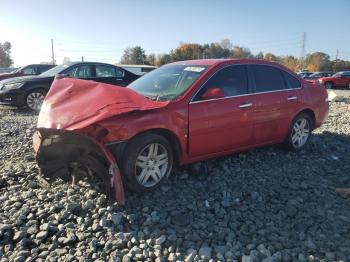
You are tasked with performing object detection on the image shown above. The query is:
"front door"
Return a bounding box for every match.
[189,65,255,157]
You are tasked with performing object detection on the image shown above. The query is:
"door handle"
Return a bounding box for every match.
[287,96,297,101]
[239,102,252,108]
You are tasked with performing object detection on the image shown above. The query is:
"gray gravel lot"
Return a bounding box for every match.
[0,90,350,262]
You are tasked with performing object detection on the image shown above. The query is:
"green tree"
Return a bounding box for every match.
[146,53,156,66]
[156,54,173,66]
[255,51,264,60]
[0,41,14,67]
[120,46,147,64]
[202,43,230,58]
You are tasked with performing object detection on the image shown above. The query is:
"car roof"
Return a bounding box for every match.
[62,61,118,67]
[168,58,292,69]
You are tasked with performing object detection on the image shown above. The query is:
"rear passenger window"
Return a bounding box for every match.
[196,65,248,100]
[251,65,285,92]
[282,71,301,89]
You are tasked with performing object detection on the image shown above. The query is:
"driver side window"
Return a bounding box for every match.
[22,66,36,75]
[195,65,248,101]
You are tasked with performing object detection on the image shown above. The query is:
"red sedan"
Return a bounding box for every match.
[33,59,329,204]
[318,71,350,89]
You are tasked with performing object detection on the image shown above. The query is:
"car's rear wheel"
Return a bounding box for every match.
[26,89,46,111]
[284,113,312,151]
[123,134,173,193]
[324,82,333,89]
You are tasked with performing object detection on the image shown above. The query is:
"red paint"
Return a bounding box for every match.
[36,59,329,202]
[318,73,350,88]
[37,77,169,130]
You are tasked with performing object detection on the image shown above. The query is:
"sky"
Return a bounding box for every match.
[0,0,349,67]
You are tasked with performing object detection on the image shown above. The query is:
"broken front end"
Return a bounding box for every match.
[32,77,169,204]
[33,128,125,204]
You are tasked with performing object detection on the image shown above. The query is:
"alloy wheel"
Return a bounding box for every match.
[134,143,169,187]
[291,117,310,148]
[27,91,45,110]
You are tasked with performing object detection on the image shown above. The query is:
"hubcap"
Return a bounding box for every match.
[291,118,310,148]
[325,83,332,89]
[27,92,45,110]
[135,143,169,187]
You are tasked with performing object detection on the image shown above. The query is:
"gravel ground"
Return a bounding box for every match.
[0,91,350,262]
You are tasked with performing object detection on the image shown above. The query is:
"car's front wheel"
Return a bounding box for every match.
[284,113,312,151]
[26,89,46,111]
[123,134,173,193]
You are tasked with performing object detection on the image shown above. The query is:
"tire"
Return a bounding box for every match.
[122,133,173,193]
[284,113,312,151]
[324,82,333,89]
[26,89,46,111]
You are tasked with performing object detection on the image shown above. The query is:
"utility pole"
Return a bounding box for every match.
[51,39,55,65]
[299,32,306,70]
[335,49,339,72]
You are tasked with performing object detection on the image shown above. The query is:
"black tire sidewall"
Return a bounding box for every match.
[325,82,333,89]
[285,113,312,151]
[122,134,173,193]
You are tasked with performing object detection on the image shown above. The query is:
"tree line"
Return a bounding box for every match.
[120,39,350,72]
[1,39,349,72]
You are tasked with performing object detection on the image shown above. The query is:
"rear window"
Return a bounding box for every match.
[250,65,285,92]
[282,71,301,89]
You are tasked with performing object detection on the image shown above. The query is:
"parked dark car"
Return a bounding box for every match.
[0,64,55,81]
[297,72,313,79]
[0,62,140,110]
[304,72,335,84]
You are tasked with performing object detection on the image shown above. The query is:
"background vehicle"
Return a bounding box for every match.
[304,71,335,83]
[35,59,329,196]
[0,67,17,74]
[297,72,313,79]
[119,64,156,75]
[0,64,55,81]
[318,71,350,89]
[0,62,140,110]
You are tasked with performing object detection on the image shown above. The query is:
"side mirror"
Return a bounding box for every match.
[201,87,225,100]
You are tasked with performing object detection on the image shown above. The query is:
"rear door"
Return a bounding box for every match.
[189,65,255,157]
[94,64,126,86]
[279,70,303,137]
[249,64,286,144]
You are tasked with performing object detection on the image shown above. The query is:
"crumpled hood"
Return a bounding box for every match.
[37,77,169,130]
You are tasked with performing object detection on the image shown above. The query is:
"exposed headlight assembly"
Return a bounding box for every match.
[2,82,24,90]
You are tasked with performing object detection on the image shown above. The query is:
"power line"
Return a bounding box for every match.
[51,39,55,65]
[299,32,306,69]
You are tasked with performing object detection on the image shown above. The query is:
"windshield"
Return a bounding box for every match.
[39,64,70,77]
[128,64,207,101]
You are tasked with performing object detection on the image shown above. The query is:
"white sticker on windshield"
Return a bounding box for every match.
[184,66,205,72]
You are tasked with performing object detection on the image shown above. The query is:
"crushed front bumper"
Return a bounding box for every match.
[33,128,125,205]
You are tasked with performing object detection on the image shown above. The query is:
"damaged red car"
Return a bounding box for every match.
[33,59,329,204]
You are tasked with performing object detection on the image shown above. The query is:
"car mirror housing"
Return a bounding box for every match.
[201,87,225,100]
